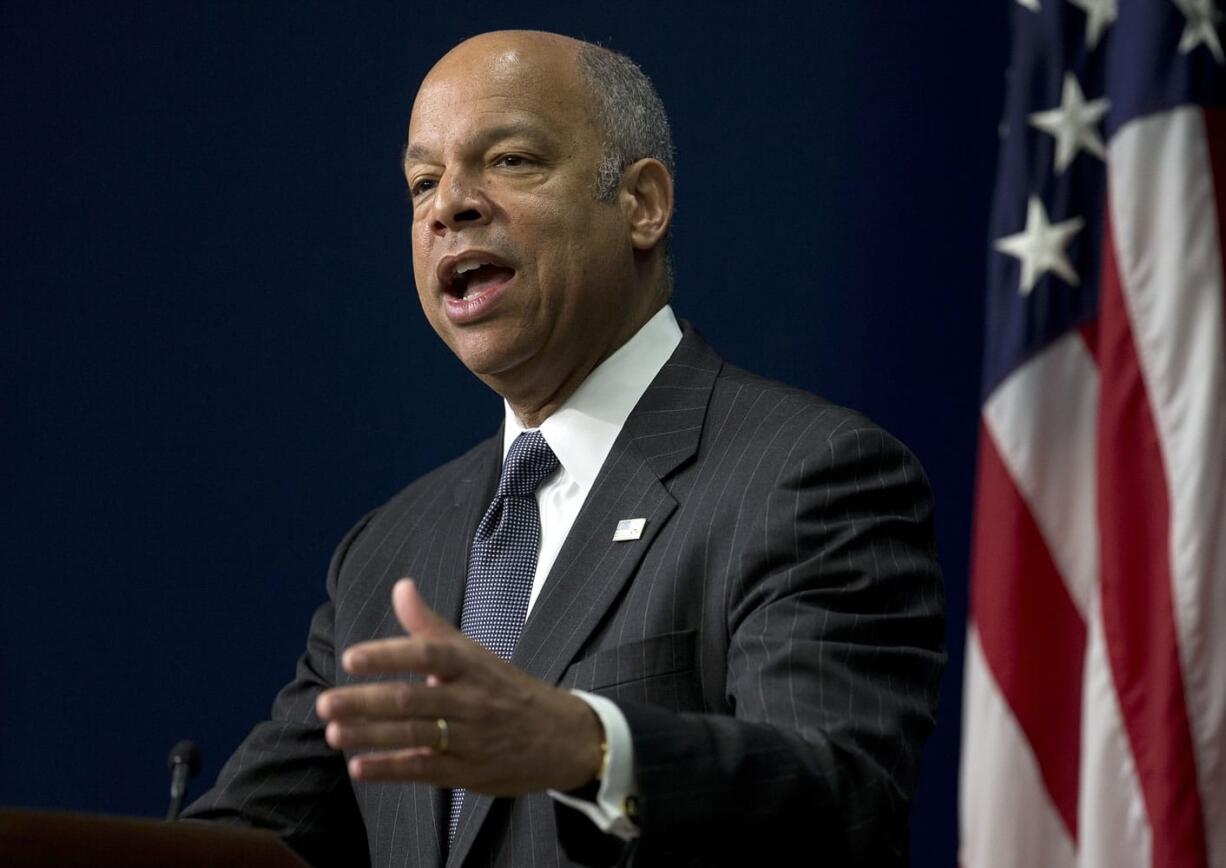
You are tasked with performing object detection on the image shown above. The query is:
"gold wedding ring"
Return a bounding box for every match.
[435,717,450,754]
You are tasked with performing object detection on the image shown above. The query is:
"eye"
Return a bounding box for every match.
[407,177,437,199]
[494,153,531,168]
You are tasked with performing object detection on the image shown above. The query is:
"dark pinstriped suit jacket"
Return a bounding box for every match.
[184,325,945,867]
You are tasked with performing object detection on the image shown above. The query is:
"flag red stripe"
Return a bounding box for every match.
[1095,209,1210,868]
[970,422,1085,839]
[1078,321,1099,360]
[1203,107,1226,365]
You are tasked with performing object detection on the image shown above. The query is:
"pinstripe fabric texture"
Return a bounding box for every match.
[183,325,945,868]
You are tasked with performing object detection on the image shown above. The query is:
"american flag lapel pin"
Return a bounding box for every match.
[612,518,646,541]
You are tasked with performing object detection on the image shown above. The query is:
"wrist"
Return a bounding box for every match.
[557,693,607,791]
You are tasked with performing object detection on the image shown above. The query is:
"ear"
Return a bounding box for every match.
[619,158,674,251]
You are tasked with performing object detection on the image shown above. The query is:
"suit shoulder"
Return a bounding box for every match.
[710,362,911,456]
[700,362,936,506]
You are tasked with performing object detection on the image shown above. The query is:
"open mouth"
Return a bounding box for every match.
[446,261,517,300]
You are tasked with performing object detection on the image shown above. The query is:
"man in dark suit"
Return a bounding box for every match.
[184,30,944,867]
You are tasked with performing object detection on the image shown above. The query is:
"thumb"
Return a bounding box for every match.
[392,578,453,638]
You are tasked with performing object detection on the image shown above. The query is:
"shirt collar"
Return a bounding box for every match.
[502,305,683,489]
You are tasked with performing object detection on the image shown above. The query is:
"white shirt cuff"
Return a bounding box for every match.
[547,690,640,840]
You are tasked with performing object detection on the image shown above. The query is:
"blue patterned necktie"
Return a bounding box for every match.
[449,430,559,841]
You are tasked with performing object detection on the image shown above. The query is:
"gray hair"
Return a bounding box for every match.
[576,43,675,202]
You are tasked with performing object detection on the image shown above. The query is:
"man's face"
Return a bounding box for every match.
[405,36,637,400]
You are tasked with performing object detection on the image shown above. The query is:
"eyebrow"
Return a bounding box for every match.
[402,121,552,166]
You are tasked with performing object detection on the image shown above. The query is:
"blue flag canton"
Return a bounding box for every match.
[981,0,1226,403]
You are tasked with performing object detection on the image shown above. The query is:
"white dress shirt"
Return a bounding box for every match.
[500,305,682,840]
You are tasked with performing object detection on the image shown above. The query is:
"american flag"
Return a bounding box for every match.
[959,2,1226,867]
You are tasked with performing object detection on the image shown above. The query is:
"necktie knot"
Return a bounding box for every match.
[496,431,559,498]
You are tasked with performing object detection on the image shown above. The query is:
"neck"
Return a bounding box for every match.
[505,371,590,430]
[500,298,666,429]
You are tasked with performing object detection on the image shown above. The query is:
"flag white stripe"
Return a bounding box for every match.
[960,628,1077,868]
[1109,108,1226,868]
[1077,592,1153,868]
[983,331,1100,621]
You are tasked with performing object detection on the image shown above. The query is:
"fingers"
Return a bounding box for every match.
[347,747,466,784]
[342,634,467,680]
[326,718,452,753]
[392,578,454,639]
[335,579,470,682]
[319,577,566,794]
[317,679,481,721]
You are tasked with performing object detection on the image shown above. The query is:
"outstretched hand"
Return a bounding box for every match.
[316,578,604,796]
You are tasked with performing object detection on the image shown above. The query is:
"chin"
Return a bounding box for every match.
[448,335,535,382]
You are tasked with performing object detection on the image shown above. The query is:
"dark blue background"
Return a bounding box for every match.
[1,3,1006,864]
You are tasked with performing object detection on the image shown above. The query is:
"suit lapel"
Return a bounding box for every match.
[519,325,720,684]
[425,431,502,627]
[445,326,721,865]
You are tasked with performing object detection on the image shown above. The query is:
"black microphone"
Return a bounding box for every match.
[166,739,201,821]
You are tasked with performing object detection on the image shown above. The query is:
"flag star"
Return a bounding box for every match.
[994,196,1086,295]
[1174,0,1225,63]
[1067,0,1118,49]
[1028,73,1110,173]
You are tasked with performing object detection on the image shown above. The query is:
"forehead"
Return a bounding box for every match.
[407,46,596,153]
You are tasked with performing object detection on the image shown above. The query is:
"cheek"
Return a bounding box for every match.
[410,228,433,292]
[539,208,602,275]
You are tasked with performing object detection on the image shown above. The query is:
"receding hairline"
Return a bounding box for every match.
[421,30,588,90]
[406,33,615,165]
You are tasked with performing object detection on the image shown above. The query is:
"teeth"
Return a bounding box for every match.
[454,260,488,276]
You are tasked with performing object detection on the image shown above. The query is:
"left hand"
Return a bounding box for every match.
[316,578,604,796]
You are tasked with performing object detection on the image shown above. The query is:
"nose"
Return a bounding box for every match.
[429,169,491,236]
